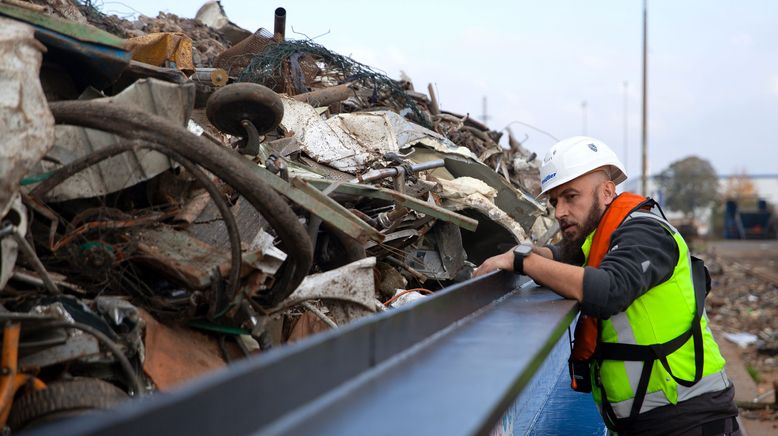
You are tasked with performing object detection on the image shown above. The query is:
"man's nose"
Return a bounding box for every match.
[554,203,566,221]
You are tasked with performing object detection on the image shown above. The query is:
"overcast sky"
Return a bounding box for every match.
[114,0,778,179]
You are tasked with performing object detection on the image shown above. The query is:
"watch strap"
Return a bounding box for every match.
[513,249,524,275]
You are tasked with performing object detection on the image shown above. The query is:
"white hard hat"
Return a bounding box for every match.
[539,136,627,196]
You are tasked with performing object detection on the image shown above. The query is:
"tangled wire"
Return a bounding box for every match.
[238,39,431,128]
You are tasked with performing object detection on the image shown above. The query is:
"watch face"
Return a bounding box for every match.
[515,244,532,256]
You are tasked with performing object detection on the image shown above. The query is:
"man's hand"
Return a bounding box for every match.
[532,246,554,259]
[472,249,514,278]
[472,245,585,303]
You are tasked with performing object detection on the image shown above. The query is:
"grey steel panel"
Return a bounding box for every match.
[267,283,577,435]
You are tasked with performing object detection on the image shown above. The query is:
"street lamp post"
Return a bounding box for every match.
[623,80,629,175]
[641,0,648,196]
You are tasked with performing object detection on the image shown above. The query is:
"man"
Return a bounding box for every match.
[474,136,738,435]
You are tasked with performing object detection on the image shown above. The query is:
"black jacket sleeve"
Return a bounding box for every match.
[580,217,680,318]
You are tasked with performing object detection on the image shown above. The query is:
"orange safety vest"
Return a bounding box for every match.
[569,192,650,391]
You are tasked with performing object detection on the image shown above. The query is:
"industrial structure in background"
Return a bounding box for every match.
[723,199,774,240]
[626,174,778,239]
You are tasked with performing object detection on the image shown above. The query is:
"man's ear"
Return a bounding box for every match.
[602,180,617,204]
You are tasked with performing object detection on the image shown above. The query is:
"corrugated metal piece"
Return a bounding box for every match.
[281,100,469,174]
[411,147,545,231]
[37,78,195,202]
[278,257,378,312]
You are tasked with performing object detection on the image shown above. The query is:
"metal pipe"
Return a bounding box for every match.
[354,168,401,184]
[300,302,337,329]
[353,159,445,184]
[385,256,427,283]
[10,229,60,295]
[348,209,379,229]
[191,68,228,87]
[274,7,286,41]
[409,159,446,173]
[427,83,440,116]
[293,83,355,107]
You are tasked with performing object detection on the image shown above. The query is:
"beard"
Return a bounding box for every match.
[557,194,604,265]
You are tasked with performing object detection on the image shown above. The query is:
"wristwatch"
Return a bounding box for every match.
[512,244,533,275]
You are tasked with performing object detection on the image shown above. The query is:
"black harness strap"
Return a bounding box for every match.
[659,256,707,387]
[630,359,654,418]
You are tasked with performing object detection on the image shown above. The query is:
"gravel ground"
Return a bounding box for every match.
[700,240,778,422]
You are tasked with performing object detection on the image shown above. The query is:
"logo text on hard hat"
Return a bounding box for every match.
[588,143,598,152]
[542,172,557,185]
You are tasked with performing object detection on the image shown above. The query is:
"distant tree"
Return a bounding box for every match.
[723,169,757,201]
[657,156,719,220]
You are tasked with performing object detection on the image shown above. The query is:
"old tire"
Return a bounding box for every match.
[9,378,128,430]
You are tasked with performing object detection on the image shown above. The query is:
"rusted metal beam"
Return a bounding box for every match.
[191,68,228,87]
[287,177,385,244]
[245,168,384,244]
[303,179,479,232]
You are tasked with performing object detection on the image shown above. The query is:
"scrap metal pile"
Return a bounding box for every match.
[0,0,553,429]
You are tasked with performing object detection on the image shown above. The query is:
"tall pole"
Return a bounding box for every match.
[623,81,629,174]
[641,0,648,196]
[581,100,588,135]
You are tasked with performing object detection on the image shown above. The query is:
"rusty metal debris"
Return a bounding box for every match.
[0,0,556,427]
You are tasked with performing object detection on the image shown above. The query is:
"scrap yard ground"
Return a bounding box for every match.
[704,240,778,435]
